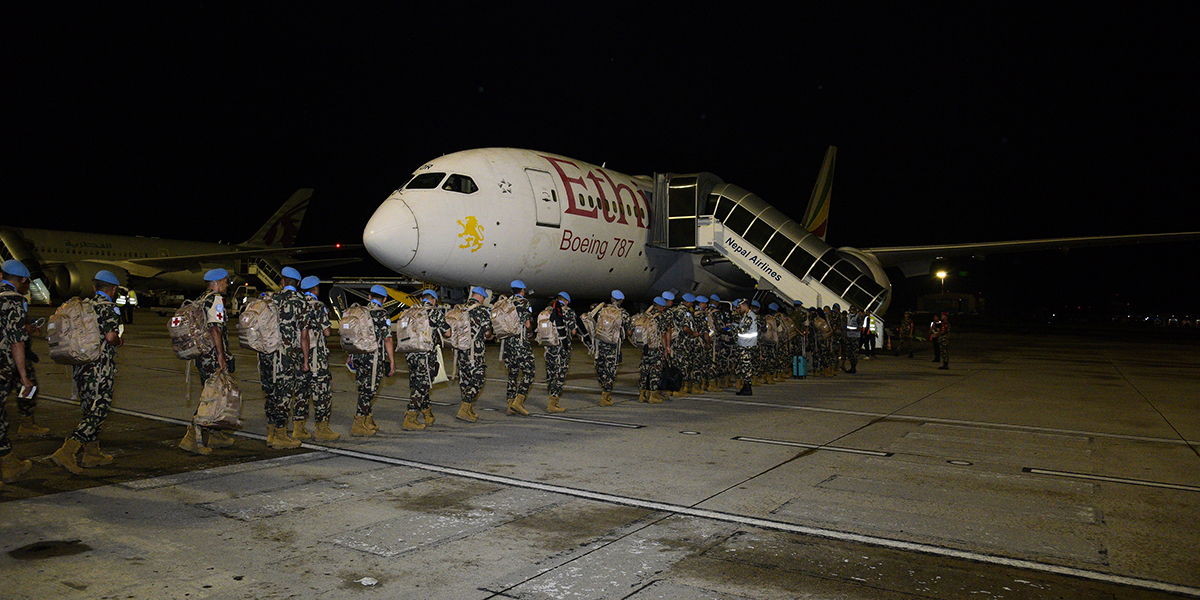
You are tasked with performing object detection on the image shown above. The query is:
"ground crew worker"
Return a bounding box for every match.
[258,266,309,450]
[543,292,576,413]
[295,276,338,441]
[402,289,450,428]
[49,270,125,474]
[453,286,494,424]
[502,280,535,416]
[179,268,237,455]
[589,289,630,406]
[732,298,757,396]
[1,260,37,485]
[844,306,861,374]
[351,284,396,435]
[637,296,668,403]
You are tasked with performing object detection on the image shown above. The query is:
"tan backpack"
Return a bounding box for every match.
[169,298,214,360]
[629,312,660,349]
[194,370,242,429]
[592,304,624,345]
[339,304,378,354]
[535,307,559,346]
[237,296,281,353]
[444,304,473,351]
[394,306,434,353]
[490,295,522,338]
[48,297,104,365]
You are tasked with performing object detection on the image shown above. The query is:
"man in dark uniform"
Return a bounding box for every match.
[637,296,668,403]
[502,280,535,416]
[453,287,494,423]
[0,260,36,485]
[351,284,396,435]
[296,276,338,441]
[179,268,236,455]
[544,292,576,413]
[49,270,125,474]
[589,289,630,406]
[402,289,450,427]
[731,298,758,396]
[259,266,308,449]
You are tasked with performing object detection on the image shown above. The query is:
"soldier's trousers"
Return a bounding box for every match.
[938,337,950,363]
[296,359,333,422]
[351,351,385,417]
[734,345,755,382]
[260,350,302,428]
[406,351,434,411]
[502,338,535,399]
[638,347,663,390]
[0,377,15,456]
[595,341,620,392]
[545,343,571,397]
[457,348,486,402]
[844,336,860,369]
[71,357,116,443]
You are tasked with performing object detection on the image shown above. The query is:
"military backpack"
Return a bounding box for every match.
[490,295,522,338]
[47,297,104,365]
[339,304,379,354]
[629,312,660,350]
[394,306,434,353]
[237,296,281,353]
[169,298,214,360]
[535,307,560,346]
[590,304,624,345]
[444,304,474,351]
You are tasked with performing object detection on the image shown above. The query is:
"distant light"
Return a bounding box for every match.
[936,271,947,280]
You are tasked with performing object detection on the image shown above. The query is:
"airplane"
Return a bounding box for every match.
[362,147,1200,328]
[1,189,360,304]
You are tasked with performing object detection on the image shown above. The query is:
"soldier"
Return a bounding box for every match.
[501,280,536,416]
[543,292,576,413]
[930,314,943,363]
[179,268,237,455]
[694,296,714,392]
[295,276,338,441]
[3,261,50,440]
[934,312,951,370]
[731,298,758,396]
[710,294,735,389]
[813,307,835,377]
[1,260,36,485]
[895,310,915,358]
[790,300,809,378]
[636,296,668,403]
[588,289,631,406]
[351,285,397,435]
[258,266,309,449]
[49,270,125,474]
[401,289,450,428]
[453,286,494,423]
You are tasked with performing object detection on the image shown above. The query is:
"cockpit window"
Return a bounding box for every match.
[404,172,447,189]
[443,174,479,194]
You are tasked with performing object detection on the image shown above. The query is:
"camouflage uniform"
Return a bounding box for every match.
[712,306,734,382]
[757,313,776,378]
[193,290,232,385]
[637,307,666,392]
[696,306,716,386]
[544,303,576,398]
[297,291,332,422]
[456,299,493,402]
[668,305,700,387]
[897,313,914,356]
[259,287,306,429]
[405,306,449,411]
[933,317,950,366]
[813,311,835,376]
[732,310,757,383]
[590,302,631,393]
[70,292,121,443]
[500,295,535,400]
[843,311,861,372]
[351,300,393,417]
[0,283,31,456]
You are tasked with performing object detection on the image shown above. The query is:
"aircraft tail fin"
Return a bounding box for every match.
[799,147,835,241]
[242,188,314,247]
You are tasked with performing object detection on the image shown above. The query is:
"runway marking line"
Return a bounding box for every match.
[1024,467,1200,493]
[733,436,893,457]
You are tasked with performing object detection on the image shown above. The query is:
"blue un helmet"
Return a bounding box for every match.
[281,266,302,281]
[653,296,667,306]
[94,270,121,286]
[204,268,229,282]
[370,284,388,297]
[471,286,488,299]
[558,291,571,304]
[611,289,624,301]
[300,276,320,290]
[661,291,675,301]
[2,259,31,278]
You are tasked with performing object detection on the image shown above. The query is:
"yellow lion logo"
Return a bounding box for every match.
[457,216,485,252]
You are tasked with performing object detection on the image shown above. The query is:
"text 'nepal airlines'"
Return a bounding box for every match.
[362,148,1200,313]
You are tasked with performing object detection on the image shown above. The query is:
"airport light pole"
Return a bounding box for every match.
[937,271,947,295]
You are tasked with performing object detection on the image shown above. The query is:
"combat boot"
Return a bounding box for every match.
[49,438,84,475]
[291,421,311,441]
[365,414,380,432]
[508,394,530,416]
[546,396,566,413]
[1,452,33,482]
[456,402,477,422]
[314,421,341,441]
[736,382,753,396]
[208,429,236,448]
[467,401,480,420]
[648,391,665,404]
[179,426,212,455]
[600,391,613,406]
[638,389,648,403]
[421,408,436,426]
[402,410,427,431]
[80,441,114,468]
[267,425,302,449]
[350,415,376,437]
[14,415,51,438]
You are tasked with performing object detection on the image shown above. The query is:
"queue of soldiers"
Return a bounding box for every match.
[0,257,931,483]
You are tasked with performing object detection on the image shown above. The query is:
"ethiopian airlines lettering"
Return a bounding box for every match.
[539,155,650,229]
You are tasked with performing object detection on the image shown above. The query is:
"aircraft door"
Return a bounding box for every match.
[526,169,561,228]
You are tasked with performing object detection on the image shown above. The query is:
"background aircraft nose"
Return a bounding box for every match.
[363,198,419,269]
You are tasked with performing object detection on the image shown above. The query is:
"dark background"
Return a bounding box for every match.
[5,5,1197,318]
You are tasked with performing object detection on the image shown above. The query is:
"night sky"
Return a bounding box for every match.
[6,5,1197,315]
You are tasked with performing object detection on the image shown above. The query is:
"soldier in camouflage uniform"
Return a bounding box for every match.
[934,312,950,370]
[351,284,397,436]
[589,290,631,406]
[49,270,125,474]
[668,293,701,395]
[731,298,757,396]
[694,296,714,392]
[295,276,338,441]
[813,307,835,377]
[710,295,734,389]
[895,310,915,358]
[1,260,36,484]
[179,268,236,455]
[401,289,450,429]
[453,286,494,424]
[258,267,309,449]
[502,280,536,416]
[543,292,576,413]
[637,297,668,403]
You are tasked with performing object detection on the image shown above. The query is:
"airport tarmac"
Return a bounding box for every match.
[1,309,1198,599]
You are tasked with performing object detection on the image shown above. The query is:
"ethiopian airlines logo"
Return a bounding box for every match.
[457,216,485,253]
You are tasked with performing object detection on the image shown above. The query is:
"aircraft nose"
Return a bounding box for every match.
[363,197,419,270]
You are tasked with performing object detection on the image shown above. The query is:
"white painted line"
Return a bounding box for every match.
[733,436,892,457]
[1024,467,1200,493]
[531,414,644,429]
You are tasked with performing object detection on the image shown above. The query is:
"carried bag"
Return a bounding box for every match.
[237,296,281,353]
[490,295,522,338]
[339,304,379,354]
[194,370,243,429]
[394,306,434,353]
[48,297,103,365]
[535,307,560,346]
[444,304,473,351]
[592,304,623,345]
[659,364,683,392]
[169,299,214,360]
[629,312,660,349]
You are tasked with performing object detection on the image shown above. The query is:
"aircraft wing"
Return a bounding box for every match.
[863,232,1200,277]
[121,244,362,271]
